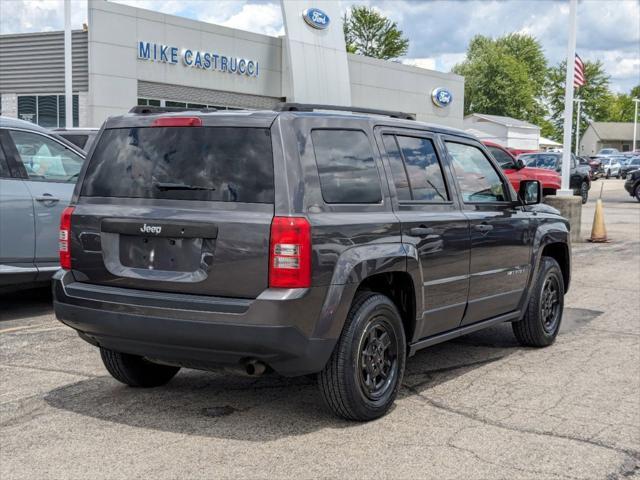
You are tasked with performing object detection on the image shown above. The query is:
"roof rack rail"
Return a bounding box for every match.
[274,102,415,121]
[129,106,217,115]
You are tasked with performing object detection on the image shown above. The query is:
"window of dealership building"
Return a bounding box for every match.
[0,0,464,129]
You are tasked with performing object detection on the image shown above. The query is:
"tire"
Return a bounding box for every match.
[606,169,611,179]
[579,181,589,204]
[512,257,564,348]
[635,184,640,202]
[100,347,180,387]
[318,292,406,421]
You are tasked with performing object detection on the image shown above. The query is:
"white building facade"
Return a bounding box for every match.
[464,113,541,151]
[0,0,464,129]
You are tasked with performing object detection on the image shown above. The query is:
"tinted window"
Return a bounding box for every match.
[523,154,560,170]
[311,130,382,204]
[0,141,9,177]
[9,130,84,182]
[60,134,88,149]
[382,134,411,201]
[396,136,448,202]
[446,142,506,202]
[81,127,274,203]
[487,146,514,167]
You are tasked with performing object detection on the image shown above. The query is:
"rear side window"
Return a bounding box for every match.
[9,130,84,182]
[311,130,382,204]
[382,134,449,202]
[81,127,274,203]
[382,135,411,201]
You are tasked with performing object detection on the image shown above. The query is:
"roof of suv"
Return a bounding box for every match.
[103,108,474,140]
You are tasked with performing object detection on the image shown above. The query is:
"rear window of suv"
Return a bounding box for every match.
[311,129,382,204]
[81,127,274,203]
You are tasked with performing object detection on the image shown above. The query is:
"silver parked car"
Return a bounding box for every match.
[0,116,85,292]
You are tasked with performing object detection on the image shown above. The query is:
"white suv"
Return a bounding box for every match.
[601,156,624,178]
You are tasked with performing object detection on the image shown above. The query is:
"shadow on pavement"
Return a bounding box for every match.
[43,308,602,441]
[0,287,53,322]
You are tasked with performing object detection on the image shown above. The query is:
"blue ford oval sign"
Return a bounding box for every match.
[431,87,453,108]
[302,8,330,30]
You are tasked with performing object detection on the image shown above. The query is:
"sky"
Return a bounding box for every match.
[1,0,638,93]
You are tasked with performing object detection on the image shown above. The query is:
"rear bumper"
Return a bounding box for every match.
[624,178,636,195]
[52,270,337,376]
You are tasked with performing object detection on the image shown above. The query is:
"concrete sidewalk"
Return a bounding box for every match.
[1,179,638,479]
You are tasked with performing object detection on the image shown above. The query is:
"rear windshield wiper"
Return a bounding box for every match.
[153,182,216,191]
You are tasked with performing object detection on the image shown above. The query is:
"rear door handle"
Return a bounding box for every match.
[474,223,493,232]
[36,193,60,203]
[35,194,60,204]
[409,226,435,236]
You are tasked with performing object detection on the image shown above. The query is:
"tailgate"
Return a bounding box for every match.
[69,124,275,299]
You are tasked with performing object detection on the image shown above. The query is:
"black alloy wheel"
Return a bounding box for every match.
[540,275,561,334]
[512,256,564,348]
[357,319,399,401]
[318,292,406,421]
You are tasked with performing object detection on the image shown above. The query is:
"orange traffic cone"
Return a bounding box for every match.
[588,184,608,242]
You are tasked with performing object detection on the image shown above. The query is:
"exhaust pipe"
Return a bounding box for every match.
[244,359,267,376]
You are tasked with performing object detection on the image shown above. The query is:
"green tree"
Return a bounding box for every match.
[452,34,547,125]
[343,6,409,60]
[605,86,639,122]
[546,59,611,147]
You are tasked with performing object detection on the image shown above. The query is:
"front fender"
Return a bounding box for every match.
[519,216,571,313]
[312,243,418,339]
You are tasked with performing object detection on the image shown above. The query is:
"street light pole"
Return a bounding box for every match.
[633,98,639,152]
[574,98,584,155]
[558,0,578,196]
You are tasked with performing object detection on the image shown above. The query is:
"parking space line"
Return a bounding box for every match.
[0,324,61,334]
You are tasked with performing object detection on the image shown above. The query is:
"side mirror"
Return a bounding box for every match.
[518,180,542,205]
[514,158,525,170]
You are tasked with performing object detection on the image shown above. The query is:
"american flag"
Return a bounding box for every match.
[574,54,586,88]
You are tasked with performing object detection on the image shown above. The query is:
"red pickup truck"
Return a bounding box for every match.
[483,141,561,195]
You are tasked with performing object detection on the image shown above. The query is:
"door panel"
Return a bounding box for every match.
[444,139,534,326]
[377,130,470,339]
[399,207,471,337]
[463,207,532,324]
[0,179,36,285]
[23,181,74,267]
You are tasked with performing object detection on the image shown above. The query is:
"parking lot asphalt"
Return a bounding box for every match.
[1,179,639,480]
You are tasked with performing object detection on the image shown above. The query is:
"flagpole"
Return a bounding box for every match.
[574,98,584,155]
[64,0,72,128]
[634,98,639,152]
[558,0,578,196]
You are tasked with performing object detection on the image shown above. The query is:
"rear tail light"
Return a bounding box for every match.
[151,117,202,127]
[59,206,74,270]
[269,217,311,288]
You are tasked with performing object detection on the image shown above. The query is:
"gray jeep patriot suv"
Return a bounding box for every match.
[53,104,571,421]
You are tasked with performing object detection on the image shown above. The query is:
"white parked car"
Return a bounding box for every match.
[596,148,620,157]
[601,155,625,178]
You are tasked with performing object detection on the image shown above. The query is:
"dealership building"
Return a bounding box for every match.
[0,0,464,129]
